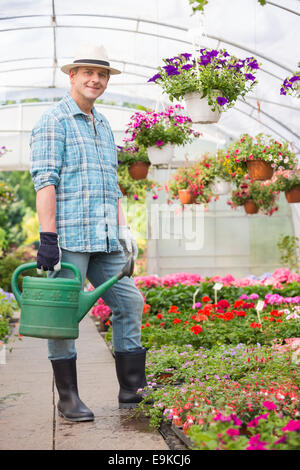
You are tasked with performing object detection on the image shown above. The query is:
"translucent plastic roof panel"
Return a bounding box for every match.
[0,0,299,151]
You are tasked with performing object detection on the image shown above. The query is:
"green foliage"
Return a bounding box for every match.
[228,177,280,216]
[0,171,36,211]
[0,288,18,342]
[0,182,27,253]
[117,145,150,166]
[189,0,266,14]
[117,164,159,201]
[277,234,299,273]
[123,106,201,149]
[149,49,260,113]
[223,133,297,178]
[167,159,214,204]
[0,245,38,292]
[273,169,300,192]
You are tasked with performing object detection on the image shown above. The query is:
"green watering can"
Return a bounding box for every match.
[11,256,134,340]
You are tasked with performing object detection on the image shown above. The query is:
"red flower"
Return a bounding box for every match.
[173,318,181,325]
[236,311,246,317]
[156,314,163,319]
[195,313,209,322]
[234,300,244,308]
[143,304,151,314]
[249,322,261,328]
[202,296,211,303]
[191,325,202,335]
[217,299,230,309]
[169,305,179,313]
[145,322,151,327]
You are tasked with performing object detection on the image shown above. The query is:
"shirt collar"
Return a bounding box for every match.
[64,92,103,122]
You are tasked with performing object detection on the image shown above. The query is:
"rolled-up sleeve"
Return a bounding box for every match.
[30,113,65,192]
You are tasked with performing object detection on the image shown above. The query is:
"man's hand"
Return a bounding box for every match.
[118,226,138,261]
[37,232,61,274]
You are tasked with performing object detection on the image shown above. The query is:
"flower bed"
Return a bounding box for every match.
[133,341,300,450]
[90,267,300,450]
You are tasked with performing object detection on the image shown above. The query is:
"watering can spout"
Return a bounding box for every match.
[77,256,134,322]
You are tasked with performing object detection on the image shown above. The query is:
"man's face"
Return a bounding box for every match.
[69,66,110,103]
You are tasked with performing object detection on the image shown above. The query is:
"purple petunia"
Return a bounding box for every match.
[182,64,193,71]
[217,96,228,106]
[181,53,192,60]
[148,73,162,83]
[163,65,180,76]
[199,55,211,66]
[248,60,259,70]
[290,75,300,83]
[245,73,256,81]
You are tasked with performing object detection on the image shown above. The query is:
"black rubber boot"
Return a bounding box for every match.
[51,356,94,422]
[115,348,152,409]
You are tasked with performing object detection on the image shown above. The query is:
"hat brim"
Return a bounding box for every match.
[61,63,121,75]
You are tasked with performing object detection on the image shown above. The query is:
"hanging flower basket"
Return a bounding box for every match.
[211,179,231,195]
[184,91,221,124]
[244,200,259,214]
[246,160,274,181]
[128,161,150,180]
[178,189,196,204]
[147,143,175,165]
[285,187,300,203]
[147,49,261,120]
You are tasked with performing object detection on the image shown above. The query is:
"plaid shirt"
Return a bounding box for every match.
[30,92,123,252]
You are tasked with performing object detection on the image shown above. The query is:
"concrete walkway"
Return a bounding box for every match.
[0,314,169,450]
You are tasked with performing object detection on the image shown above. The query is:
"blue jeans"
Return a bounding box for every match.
[47,249,144,360]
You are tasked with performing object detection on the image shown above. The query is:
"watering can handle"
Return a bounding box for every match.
[11,262,82,306]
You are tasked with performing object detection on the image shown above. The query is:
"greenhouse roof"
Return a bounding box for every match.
[0,0,299,151]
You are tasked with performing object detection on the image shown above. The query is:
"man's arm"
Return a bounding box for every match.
[117,198,126,226]
[36,185,57,232]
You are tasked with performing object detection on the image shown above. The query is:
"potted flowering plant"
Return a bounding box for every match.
[272,169,300,203]
[117,144,150,180]
[167,161,214,205]
[148,48,260,123]
[117,163,159,201]
[228,176,280,215]
[205,150,235,195]
[224,133,297,181]
[280,63,300,98]
[123,105,201,165]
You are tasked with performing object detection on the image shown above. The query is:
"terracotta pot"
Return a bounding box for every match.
[285,187,300,203]
[246,160,274,181]
[244,200,259,214]
[128,161,150,180]
[178,189,195,204]
[119,185,127,196]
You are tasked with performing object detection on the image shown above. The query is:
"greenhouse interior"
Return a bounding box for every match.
[0,0,300,453]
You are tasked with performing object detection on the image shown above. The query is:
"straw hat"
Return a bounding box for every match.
[61,44,121,75]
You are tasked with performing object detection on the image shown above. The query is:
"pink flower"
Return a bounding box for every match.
[263,401,277,411]
[226,428,240,436]
[246,434,268,450]
[282,420,300,432]
[156,140,164,147]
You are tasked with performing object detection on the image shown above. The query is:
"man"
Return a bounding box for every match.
[30,44,148,422]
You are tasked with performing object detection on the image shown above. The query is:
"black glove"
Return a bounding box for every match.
[37,232,61,274]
